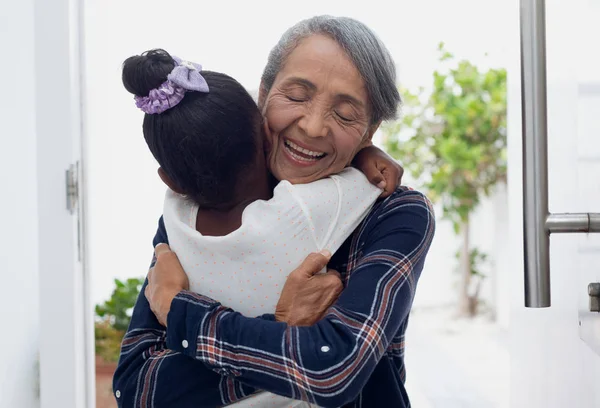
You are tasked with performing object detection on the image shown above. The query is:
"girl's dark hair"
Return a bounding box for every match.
[122,49,261,208]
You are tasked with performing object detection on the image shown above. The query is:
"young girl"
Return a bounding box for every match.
[123,48,394,406]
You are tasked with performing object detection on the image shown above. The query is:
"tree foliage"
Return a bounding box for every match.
[96,277,144,332]
[95,277,144,362]
[384,43,507,233]
[383,43,507,315]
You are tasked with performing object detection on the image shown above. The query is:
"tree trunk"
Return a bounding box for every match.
[458,217,473,316]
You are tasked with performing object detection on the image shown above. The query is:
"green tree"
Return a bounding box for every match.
[383,43,507,316]
[94,320,125,363]
[96,277,144,331]
[95,277,144,362]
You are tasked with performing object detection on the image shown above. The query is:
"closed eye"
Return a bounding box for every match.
[286,95,305,102]
[335,111,354,122]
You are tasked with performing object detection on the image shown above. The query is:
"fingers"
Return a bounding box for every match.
[145,267,154,296]
[397,163,405,185]
[315,269,344,296]
[325,269,342,280]
[360,160,387,190]
[321,272,343,293]
[378,168,397,198]
[154,243,172,259]
[377,156,403,199]
[144,281,152,306]
[297,250,332,278]
[147,267,154,282]
[154,243,181,268]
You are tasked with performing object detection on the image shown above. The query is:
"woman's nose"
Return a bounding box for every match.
[298,110,328,139]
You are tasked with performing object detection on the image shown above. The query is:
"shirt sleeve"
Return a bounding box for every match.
[165,188,436,408]
[287,167,381,254]
[112,216,260,407]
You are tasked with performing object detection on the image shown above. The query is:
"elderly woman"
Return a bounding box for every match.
[114,15,435,408]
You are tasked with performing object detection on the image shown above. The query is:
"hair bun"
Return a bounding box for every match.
[122,49,176,97]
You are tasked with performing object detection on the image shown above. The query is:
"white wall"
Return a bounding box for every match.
[0,0,40,406]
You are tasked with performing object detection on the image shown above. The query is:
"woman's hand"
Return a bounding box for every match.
[275,250,343,326]
[145,243,189,326]
[353,145,404,198]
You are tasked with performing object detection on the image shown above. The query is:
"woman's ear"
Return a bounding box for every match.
[158,167,185,194]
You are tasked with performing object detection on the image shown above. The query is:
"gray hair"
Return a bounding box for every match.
[261,15,401,125]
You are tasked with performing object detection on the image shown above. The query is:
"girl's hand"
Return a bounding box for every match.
[353,145,404,198]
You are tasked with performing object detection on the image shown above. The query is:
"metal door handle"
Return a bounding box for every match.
[520,0,600,308]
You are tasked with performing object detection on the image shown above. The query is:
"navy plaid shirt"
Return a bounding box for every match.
[113,187,435,408]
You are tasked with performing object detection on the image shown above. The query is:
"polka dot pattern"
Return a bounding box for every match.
[162,168,381,319]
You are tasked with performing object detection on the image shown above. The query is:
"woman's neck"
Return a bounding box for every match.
[195,168,273,236]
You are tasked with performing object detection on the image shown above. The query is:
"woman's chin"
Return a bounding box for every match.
[268,150,326,183]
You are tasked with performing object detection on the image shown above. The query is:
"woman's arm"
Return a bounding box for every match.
[113,280,256,407]
[113,217,342,407]
[153,188,435,408]
[113,217,260,407]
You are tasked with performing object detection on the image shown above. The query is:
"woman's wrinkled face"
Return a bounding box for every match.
[260,34,377,184]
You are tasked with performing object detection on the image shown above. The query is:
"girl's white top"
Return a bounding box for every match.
[163,167,380,407]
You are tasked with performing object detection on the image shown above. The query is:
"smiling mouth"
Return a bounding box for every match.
[283,140,327,163]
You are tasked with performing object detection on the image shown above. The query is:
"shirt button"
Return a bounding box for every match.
[320,345,330,353]
[182,339,189,349]
[115,390,121,398]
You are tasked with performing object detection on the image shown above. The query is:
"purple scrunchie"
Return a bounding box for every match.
[134,81,186,114]
[134,57,209,115]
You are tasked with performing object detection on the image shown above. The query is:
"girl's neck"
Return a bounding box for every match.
[195,168,273,236]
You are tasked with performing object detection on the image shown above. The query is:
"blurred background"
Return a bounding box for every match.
[3,0,600,407]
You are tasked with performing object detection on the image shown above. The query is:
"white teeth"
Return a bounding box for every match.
[287,148,317,162]
[284,140,326,158]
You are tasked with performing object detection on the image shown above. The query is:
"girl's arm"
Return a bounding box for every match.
[352,144,404,198]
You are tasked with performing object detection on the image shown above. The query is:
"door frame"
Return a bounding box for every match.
[35,0,94,406]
